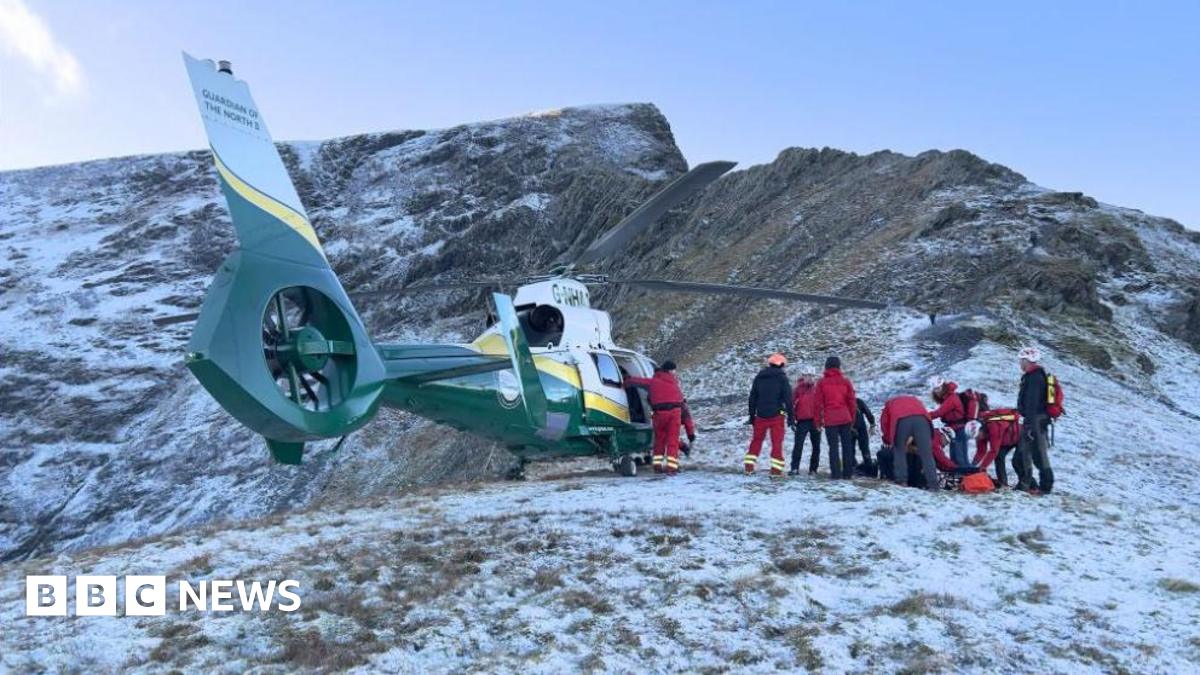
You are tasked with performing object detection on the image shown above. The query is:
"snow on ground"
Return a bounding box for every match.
[2,337,1198,674]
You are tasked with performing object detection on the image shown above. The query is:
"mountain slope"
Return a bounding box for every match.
[3,341,1198,673]
[0,104,686,560]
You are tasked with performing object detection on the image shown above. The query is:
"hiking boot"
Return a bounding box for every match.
[769,471,784,479]
[787,469,800,477]
[743,466,755,476]
[652,465,664,474]
[808,470,818,477]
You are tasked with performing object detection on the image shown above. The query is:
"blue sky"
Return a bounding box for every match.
[1,0,1197,226]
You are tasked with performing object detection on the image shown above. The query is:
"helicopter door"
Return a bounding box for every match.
[571,348,631,424]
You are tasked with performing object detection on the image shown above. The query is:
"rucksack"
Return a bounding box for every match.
[957,389,981,422]
[961,471,995,494]
[1045,374,1064,419]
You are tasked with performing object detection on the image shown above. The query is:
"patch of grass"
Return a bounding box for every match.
[1159,578,1200,593]
[1001,527,1051,554]
[959,514,986,527]
[349,567,379,585]
[532,567,564,592]
[775,556,824,576]
[729,648,763,665]
[1027,582,1052,604]
[559,589,614,615]
[651,514,703,534]
[312,576,335,592]
[274,627,380,671]
[781,627,823,670]
[887,591,961,618]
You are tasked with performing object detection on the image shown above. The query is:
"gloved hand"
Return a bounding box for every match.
[687,433,696,443]
[747,415,755,426]
[787,418,796,430]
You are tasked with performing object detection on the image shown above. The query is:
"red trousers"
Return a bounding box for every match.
[746,415,786,474]
[652,408,682,472]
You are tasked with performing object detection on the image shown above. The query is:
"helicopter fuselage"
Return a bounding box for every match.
[374,278,657,463]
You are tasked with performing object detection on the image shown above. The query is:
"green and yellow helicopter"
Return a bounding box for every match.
[167,54,886,477]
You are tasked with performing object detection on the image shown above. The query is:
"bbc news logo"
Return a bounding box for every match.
[25,576,302,616]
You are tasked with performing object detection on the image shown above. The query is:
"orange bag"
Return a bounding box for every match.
[961,472,995,494]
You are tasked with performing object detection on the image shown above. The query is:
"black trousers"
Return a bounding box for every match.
[1016,415,1054,493]
[994,445,1019,487]
[851,421,872,465]
[790,419,821,472]
[825,424,854,479]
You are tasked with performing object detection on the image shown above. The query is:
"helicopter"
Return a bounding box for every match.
[167,54,887,478]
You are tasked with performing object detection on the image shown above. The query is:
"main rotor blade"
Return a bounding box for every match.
[572,160,736,266]
[348,279,513,299]
[602,278,888,310]
[153,279,514,326]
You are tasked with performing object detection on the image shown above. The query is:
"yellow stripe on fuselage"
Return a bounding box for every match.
[584,392,630,423]
[470,333,582,388]
[212,151,325,256]
[470,333,628,421]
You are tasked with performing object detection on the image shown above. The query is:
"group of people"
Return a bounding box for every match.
[742,346,1059,494]
[630,346,1060,495]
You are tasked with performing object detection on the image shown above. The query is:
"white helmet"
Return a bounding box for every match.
[926,375,946,390]
[1018,346,1041,363]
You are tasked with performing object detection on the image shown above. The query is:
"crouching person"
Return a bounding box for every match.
[879,395,938,491]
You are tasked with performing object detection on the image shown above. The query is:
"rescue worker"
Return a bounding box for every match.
[850,397,877,476]
[814,356,857,479]
[746,353,793,477]
[879,394,938,490]
[927,376,971,468]
[625,360,690,476]
[973,404,1022,488]
[1015,347,1055,494]
[788,365,821,476]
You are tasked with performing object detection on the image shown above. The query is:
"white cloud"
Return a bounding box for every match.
[0,0,84,97]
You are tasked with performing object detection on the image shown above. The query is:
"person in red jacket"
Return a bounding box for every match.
[625,360,690,475]
[814,356,857,479]
[973,406,1022,487]
[788,366,821,476]
[878,394,938,490]
[927,376,971,468]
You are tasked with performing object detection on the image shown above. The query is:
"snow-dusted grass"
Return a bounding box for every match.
[3,337,1198,673]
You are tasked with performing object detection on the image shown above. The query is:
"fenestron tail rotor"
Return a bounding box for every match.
[261,286,358,413]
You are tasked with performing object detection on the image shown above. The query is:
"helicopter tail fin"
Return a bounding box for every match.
[493,293,569,440]
[181,54,385,462]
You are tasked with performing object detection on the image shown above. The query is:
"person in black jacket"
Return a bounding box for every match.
[745,353,794,477]
[849,398,877,476]
[1015,346,1054,493]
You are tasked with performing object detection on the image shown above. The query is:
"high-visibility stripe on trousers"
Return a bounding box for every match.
[745,415,786,473]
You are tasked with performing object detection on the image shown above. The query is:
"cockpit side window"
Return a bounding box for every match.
[591,352,623,388]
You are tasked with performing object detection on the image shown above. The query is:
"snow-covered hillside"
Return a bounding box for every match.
[0,104,685,561]
[3,101,1200,672]
[3,332,1198,673]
